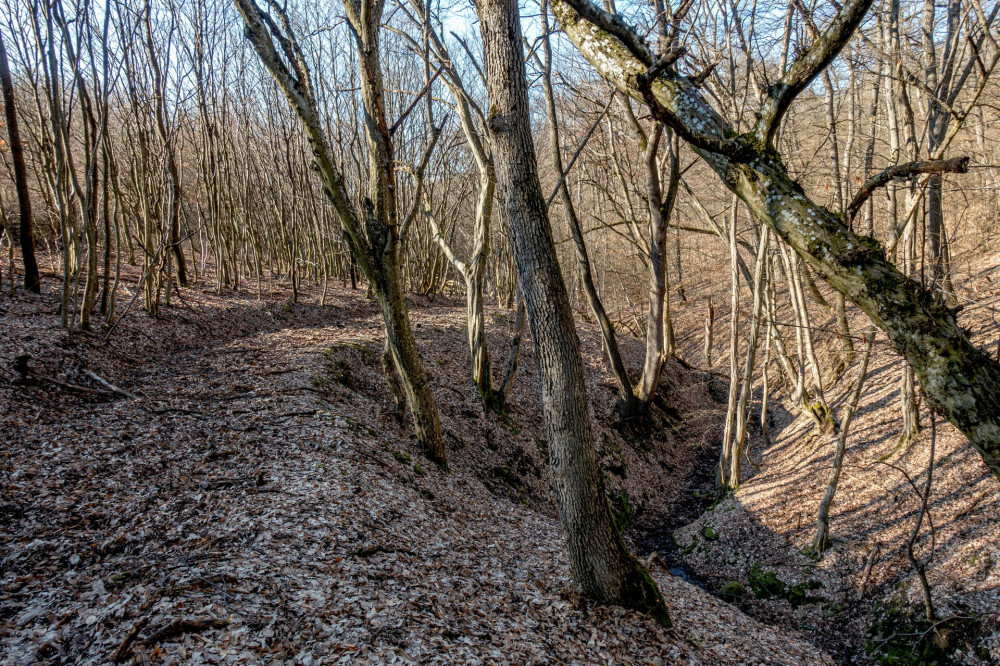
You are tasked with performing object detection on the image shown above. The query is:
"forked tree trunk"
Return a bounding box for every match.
[636,124,680,407]
[477,0,670,624]
[416,4,499,409]
[426,173,497,407]
[234,0,445,465]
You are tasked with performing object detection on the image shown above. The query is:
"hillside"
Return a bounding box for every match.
[665,254,1000,664]
[1,277,834,664]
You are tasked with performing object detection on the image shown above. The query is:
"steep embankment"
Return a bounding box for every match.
[666,256,1000,664]
[1,275,834,663]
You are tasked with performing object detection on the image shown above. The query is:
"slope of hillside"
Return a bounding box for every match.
[666,255,1000,663]
[1,277,834,664]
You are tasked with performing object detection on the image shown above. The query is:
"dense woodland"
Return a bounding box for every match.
[2,0,1000,662]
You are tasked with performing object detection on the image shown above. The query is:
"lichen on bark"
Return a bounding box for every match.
[552,0,1000,481]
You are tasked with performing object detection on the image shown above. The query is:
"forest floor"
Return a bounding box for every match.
[664,254,1000,665]
[2,258,999,665]
[2,271,833,665]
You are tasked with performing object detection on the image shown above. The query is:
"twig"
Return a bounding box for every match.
[199,472,266,490]
[274,409,318,421]
[141,617,229,647]
[110,617,149,663]
[545,95,615,210]
[38,374,113,396]
[82,367,141,400]
[389,64,445,134]
[859,542,881,598]
[644,551,670,571]
[352,544,416,557]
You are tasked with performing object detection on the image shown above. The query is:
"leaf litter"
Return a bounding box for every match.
[2,275,834,664]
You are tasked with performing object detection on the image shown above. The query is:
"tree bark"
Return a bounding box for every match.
[476,0,670,623]
[0,29,41,293]
[554,0,1000,481]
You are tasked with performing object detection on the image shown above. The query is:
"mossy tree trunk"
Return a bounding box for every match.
[553,0,1000,481]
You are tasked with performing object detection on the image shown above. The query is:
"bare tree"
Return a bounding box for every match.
[233,0,446,465]
[0,26,40,292]
[475,0,670,623]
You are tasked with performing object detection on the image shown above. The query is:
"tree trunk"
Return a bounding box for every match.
[726,225,770,489]
[808,323,878,557]
[538,4,636,416]
[637,124,680,406]
[823,70,854,369]
[478,0,670,623]
[554,0,1000,481]
[0,29,41,293]
[234,0,445,465]
[142,0,187,287]
[415,6,499,409]
[498,287,527,404]
[720,199,741,488]
[703,299,714,371]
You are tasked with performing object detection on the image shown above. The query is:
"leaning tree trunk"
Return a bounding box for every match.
[553,0,1000,481]
[0,29,41,293]
[234,0,446,466]
[477,0,670,624]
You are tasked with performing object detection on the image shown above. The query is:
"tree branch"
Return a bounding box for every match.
[557,0,654,64]
[755,0,875,146]
[847,157,970,222]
